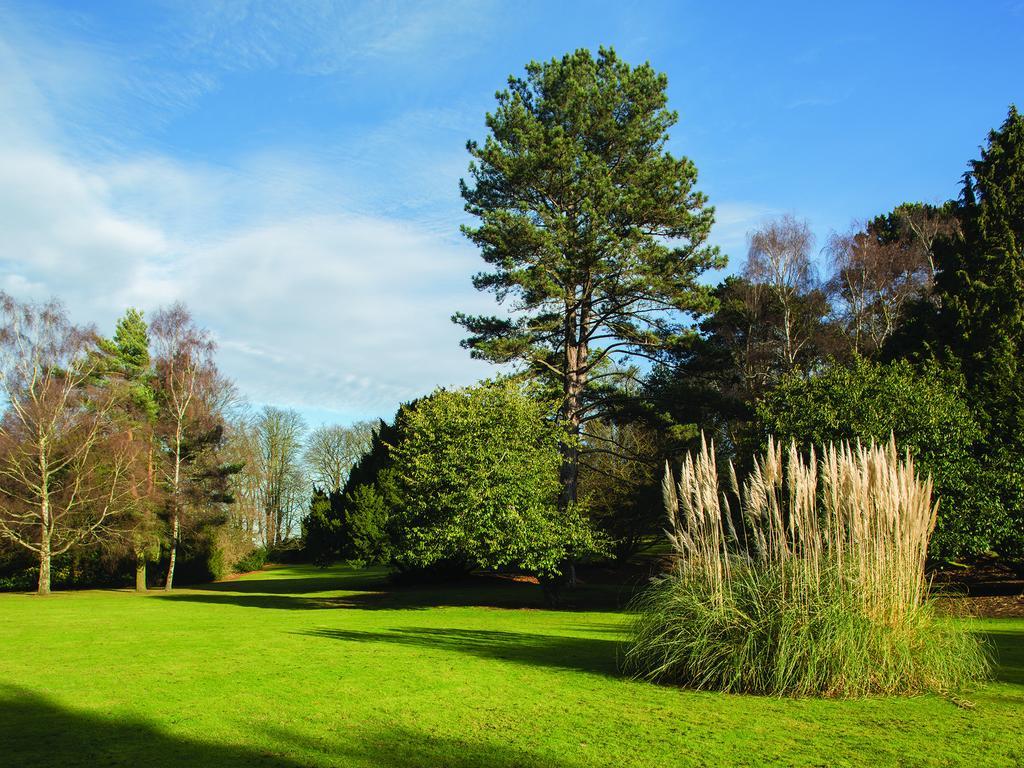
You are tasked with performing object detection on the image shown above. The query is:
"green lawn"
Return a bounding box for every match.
[0,564,1021,767]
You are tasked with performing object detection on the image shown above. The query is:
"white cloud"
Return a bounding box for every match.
[0,142,492,420]
[0,148,170,296]
[0,8,494,425]
[0,2,773,426]
[177,211,493,413]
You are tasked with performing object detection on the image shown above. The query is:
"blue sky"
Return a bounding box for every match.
[1,1,1021,428]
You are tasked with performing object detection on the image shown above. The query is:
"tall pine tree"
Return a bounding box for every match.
[454,48,723,508]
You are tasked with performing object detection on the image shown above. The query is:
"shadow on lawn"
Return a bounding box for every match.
[985,628,1024,686]
[161,570,632,612]
[299,626,622,677]
[0,684,585,768]
[194,568,391,594]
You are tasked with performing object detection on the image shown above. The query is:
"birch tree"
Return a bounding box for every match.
[0,294,138,594]
[150,303,217,591]
[252,406,306,546]
[743,215,819,372]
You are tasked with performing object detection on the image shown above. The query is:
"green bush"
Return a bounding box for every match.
[755,357,996,560]
[234,547,268,573]
[157,532,226,586]
[0,568,37,592]
[623,437,990,697]
[304,382,604,583]
[266,540,306,564]
[387,381,603,581]
[206,546,227,582]
[0,547,126,592]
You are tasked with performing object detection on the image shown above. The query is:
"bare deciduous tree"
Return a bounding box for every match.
[254,406,306,546]
[892,203,961,281]
[304,421,375,493]
[150,303,218,591]
[231,407,307,547]
[0,294,139,594]
[744,215,818,371]
[225,416,263,543]
[827,219,932,354]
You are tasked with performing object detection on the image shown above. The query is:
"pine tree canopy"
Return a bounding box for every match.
[938,105,1024,439]
[455,47,723,374]
[113,308,151,375]
[453,48,724,503]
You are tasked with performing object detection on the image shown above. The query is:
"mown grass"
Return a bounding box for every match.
[0,564,1021,767]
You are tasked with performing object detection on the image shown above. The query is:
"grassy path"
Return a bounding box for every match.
[0,564,1021,767]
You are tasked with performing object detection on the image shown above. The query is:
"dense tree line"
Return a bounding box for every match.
[0,299,233,593]
[646,108,1024,563]
[452,52,1024,568]
[5,48,1022,594]
[0,300,374,593]
[306,52,1023,582]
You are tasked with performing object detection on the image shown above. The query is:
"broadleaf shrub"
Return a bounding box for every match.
[234,547,268,574]
[755,357,997,560]
[388,381,604,581]
[302,381,605,584]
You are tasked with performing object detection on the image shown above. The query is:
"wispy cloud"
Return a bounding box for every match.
[785,92,850,110]
[165,0,496,76]
[0,137,493,421]
[0,3,495,424]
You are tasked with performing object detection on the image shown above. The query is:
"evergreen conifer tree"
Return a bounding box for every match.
[935,105,1024,559]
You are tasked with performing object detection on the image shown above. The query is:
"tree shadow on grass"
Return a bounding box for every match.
[984,628,1024,686]
[156,591,381,610]
[0,684,584,768]
[160,571,631,613]
[194,567,391,595]
[298,626,622,677]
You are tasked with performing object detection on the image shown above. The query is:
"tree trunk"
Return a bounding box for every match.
[164,514,179,591]
[559,306,587,589]
[37,537,51,596]
[782,303,796,371]
[135,551,147,592]
[559,341,586,511]
[558,426,581,508]
[165,431,182,591]
[38,445,52,595]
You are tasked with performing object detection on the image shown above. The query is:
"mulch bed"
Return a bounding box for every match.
[953,594,1024,618]
[930,559,1024,618]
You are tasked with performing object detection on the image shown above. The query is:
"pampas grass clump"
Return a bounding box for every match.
[623,436,990,697]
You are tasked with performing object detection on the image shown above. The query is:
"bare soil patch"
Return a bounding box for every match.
[931,559,1024,618]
